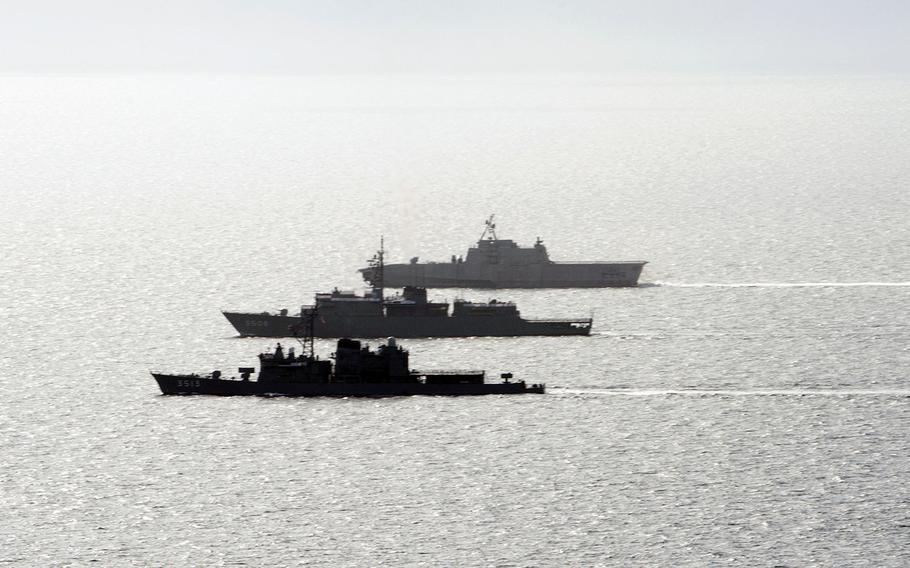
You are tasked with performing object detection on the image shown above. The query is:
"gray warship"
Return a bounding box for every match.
[224,239,591,338]
[153,319,544,397]
[359,216,646,288]
[223,286,591,338]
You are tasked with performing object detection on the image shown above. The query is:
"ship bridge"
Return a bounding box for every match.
[466,238,550,265]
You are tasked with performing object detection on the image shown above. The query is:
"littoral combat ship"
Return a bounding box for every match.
[359,216,646,288]
[152,320,543,397]
[223,242,592,338]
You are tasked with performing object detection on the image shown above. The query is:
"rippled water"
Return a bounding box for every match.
[1,75,908,566]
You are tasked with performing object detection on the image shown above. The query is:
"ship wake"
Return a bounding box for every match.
[553,387,910,397]
[650,281,910,288]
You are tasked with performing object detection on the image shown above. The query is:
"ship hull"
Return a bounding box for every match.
[152,374,544,397]
[368,261,646,288]
[222,312,591,338]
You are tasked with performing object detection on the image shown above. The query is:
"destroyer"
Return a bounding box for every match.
[223,286,591,338]
[223,239,592,338]
[359,216,646,288]
[152,327,543,397]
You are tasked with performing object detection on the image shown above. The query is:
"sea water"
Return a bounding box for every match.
[0,75,908,566]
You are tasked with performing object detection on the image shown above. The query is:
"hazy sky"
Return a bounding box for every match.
[2,0,908,74]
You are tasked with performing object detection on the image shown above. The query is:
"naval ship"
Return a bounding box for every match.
[153,322,544,397]
[359,216,646,288]
[223,285,591,338]
[224,239,591,338]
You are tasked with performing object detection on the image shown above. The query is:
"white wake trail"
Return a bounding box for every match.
[555,388,910,397]
[651,281,910,288]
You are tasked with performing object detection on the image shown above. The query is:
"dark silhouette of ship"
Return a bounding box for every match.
[223,286,591,338]
[152,319,544,397]
[222,240,592,338]
[359,216,646,288]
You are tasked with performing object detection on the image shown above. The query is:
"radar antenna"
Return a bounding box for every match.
[479,214,498,241]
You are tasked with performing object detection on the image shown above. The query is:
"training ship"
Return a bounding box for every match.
[223,242,592,338]
[152,320,544,397]
[359,216,646,288]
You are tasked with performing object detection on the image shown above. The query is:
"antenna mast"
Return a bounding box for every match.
[368,236,385,300]
[292,305,317,359]
[479,214,498,240]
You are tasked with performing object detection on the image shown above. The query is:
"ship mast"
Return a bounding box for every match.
[368,236,385,301]
[293,305,317,359]
[479,214,498,241]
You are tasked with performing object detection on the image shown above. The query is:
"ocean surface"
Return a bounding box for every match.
[1,75,908,566]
